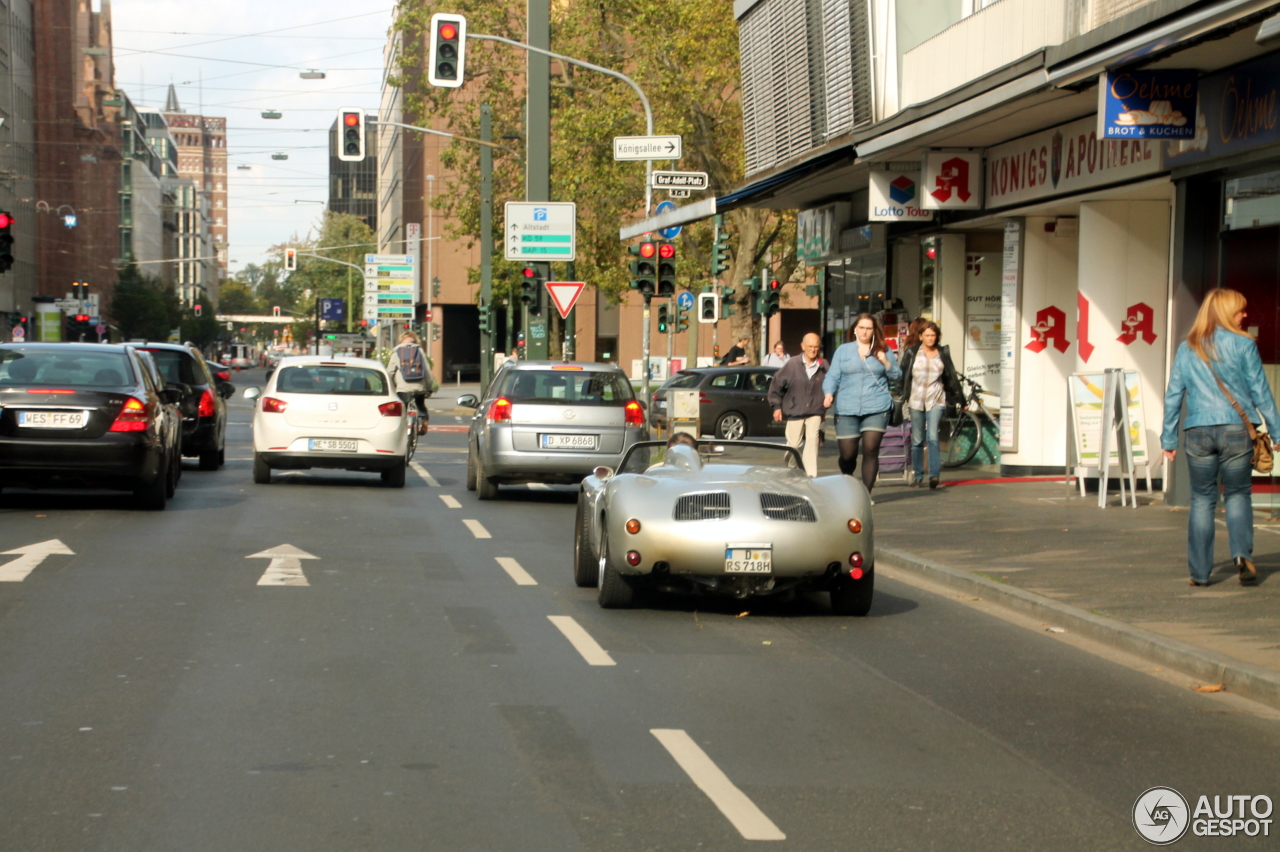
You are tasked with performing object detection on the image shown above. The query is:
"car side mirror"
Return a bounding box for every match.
[159,387,183,406]
[218,381,235,399]
[592,465,614,481]
[243,387,262,401]
[457,394,479,408]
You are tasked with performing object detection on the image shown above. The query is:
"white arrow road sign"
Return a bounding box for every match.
[613,135,682,161]
[0,539,75,582]
[248,544,319,587]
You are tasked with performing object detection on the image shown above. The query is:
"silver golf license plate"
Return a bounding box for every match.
[18,410,86,429]
[309,439,357,452]
[725,548,772,574]
[540,433,598,450]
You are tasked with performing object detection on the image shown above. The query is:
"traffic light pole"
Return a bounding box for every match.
[480,105,494,392]
[524,1,551,361]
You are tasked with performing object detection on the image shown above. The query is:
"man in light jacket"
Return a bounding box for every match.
[767,333,828,476]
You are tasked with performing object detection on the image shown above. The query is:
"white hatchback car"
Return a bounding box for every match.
[244,356,411,487]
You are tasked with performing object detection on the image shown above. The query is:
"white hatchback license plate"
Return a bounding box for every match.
[309,439,357,452]
[540,433,598,450]
[18,410,86,429]
[725,548,772,574]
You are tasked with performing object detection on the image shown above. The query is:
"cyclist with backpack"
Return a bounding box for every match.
[388,330,436,435]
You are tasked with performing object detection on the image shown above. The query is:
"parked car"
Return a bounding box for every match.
[244,355,411,487]
[125,342,233,470]
[0,343,184,509]
[575,438,874,614]
[459,361,648,499]
[649,366,784,440]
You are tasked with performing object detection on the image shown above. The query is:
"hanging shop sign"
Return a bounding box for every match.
[921,151,982,210]
[1166,52,1280,167]
[1098,70,1197,139]
[868,169,934,222]
[985,115,1164,209]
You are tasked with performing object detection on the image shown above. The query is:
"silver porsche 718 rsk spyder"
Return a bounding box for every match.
[573,439,874,614]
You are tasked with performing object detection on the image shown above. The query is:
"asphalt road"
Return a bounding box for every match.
[1,369,1277,851]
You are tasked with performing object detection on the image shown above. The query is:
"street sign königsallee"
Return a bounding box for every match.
[504,202,576,261]
[651,170,707,190]
[613,135,682,161]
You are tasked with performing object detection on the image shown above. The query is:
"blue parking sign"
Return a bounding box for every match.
[320,298,346,322]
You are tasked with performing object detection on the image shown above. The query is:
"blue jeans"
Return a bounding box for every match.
[1184,425,1254,583]
[909,405,945,480]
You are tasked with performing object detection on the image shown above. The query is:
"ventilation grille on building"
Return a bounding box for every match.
[674,492,731,521]
[759,492,818,522]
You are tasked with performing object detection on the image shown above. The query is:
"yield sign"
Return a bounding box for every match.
[545,281,586,320]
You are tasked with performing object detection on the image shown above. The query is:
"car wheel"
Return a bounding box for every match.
[573,495,598,588]
[253,453,271,485]
[465,445,478,492]
[164,452,179,498]
[382,460,407,488]
[596,525,634,608]
[476,454,498,501]
[133,468,167,511]
[199,449,219,471]
[716,411,748,440]
[830,569,874,616]
[217,446,225,466]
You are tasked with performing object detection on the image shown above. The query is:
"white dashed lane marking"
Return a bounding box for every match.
[495,557,537,586]
[547,616,614,665]
[463,519,491,539]
[650,729,786,841]
[410,462,439,486]
[439,494,461,509]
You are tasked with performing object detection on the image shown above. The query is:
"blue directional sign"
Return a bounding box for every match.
[676,291,694,311]
[656,200,681,239]
[320,298,346,322]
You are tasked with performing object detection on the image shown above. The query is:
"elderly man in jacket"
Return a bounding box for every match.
[766,333,828,476]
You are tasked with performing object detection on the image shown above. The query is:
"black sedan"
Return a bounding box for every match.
[126,343,233,469]
[0,343,183,509]
[649,366,785,440]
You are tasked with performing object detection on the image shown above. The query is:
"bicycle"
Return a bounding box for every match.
[937,376,998,468]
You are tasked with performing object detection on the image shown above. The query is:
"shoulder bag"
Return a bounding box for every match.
[1210,365,1273,474]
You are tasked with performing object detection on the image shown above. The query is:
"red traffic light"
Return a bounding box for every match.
[658,243,675,259]
[439,22,458,40]
[343,111,360,127]
[638,242,656,258]
[769,279,780,290]
[74,314,90,322]
[522,267,537,278]
[360,319,368,327]
[0,213,12,228]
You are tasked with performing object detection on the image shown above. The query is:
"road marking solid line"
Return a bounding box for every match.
[439,494,462,508]
[650,729,786,841]
[410,461,439,486]
[495,557,537,586]
[547,616,614,665]
[463,519,491,539]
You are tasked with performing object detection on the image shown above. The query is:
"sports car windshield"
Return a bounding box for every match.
[618,440,803,474]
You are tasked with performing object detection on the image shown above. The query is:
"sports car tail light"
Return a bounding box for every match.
[699,392,713,405]
[625,519,641,534]
[849,552,864,569]
[624,400,644,426]
[626,550,642,566]
[850,567,865,581]
[378,401,404,417]
[848,519,862,534]
[261,397,288,414]
[108,396,149,432]
[487,397,512,423]
[197,388,216,418]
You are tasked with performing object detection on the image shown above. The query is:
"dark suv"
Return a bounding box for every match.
[649,366,785,440]
[125,343,233,469]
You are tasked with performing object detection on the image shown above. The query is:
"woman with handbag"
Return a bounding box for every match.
[1161,289,1280,586]
[898,321,965,489]
[823,313,901,496]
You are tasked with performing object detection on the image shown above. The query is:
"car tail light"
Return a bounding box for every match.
[848,519,862,534]
[29,389,76,395]
[261,397,288,414]
[626,550,642,566]
[487,397,512,422]
[197,388,216,417]
[850,567,865,581]
[699,393,713,405]
[652,392,660,403]
[378,400,404,417]
[625,519,641,534]
[108,396,149,432]
[624,400,643,426]
[849,552,864,569]
[216,371,231,382]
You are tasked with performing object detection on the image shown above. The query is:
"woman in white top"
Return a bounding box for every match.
[762,341,790,368]
[896,322,964,488]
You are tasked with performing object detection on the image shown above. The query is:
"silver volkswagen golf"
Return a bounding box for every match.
[461,361,648,499]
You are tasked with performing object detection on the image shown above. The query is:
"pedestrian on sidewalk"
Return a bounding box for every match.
[720,336,751,366]
[762,341,791,368]
[767,332,827,477]
[1161,288,1280,586]
[898,321,964,489]
[823,313,901,494]
[387,330,437,435]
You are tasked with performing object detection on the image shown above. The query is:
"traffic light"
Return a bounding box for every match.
[194,303,203,317]
[519,265,542,308]
[713,225,730,277]
[478,304,492,335]
[697,292,719,324]
[0,211,14,274]
[428,13,467,88]
[285,247,297,271]
[656,240,676,297]
[743,278,760,314]
[763,278,781,317]
[431,278,441,299]
[628,241,656,297]
[675,305,689,334]
[657,303,670,333]
[337,109,365,162]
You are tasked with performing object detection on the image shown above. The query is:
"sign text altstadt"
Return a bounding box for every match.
[504,202,576,262]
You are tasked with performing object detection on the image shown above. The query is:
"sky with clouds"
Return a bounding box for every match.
[110,1,395,274]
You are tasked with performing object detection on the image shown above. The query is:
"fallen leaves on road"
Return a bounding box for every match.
[735,611,750,618]
[1194,684,1225,693]
[762,641,772,645]
[1045,627,1066,634]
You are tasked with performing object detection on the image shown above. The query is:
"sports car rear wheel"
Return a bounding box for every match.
[573,495,598,588]
[716,411,747,440]
[830,569,874,616]
[596,526,634,608]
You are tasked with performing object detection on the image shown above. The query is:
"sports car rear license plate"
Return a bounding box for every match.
[725,548,772,573]
[18,410,86,429]
[309,439,357,452]
[540,434,598,450]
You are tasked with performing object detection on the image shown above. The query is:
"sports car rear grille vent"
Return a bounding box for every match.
[759,493,817,522]
[674,491,731,521]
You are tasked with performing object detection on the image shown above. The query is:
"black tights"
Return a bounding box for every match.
[838,432,883,492]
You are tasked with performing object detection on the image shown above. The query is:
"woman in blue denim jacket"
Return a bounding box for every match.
[1161,289,1280,586]
[822,313,901,493]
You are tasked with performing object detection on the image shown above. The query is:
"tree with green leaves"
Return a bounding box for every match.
[272,212,377,347]
[216,279,263,315]
[110,265,181,342]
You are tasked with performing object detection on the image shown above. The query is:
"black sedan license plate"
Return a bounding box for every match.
[725,548,772,574]
[18,410,86,429]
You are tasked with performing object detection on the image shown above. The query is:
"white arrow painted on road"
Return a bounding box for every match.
[0,540,75,582]
[248,544,319,587]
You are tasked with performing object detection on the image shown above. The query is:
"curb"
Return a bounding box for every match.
[876,544,1280,711]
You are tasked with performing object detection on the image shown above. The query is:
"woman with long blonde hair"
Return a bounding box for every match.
[1161,289,1280,586]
